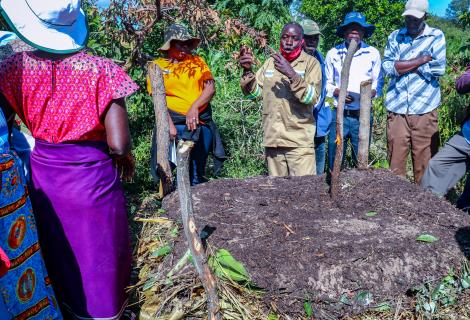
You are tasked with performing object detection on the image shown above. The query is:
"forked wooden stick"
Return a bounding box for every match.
[176,140,221,320]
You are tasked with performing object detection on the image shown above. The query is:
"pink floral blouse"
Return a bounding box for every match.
[0,51,138,143]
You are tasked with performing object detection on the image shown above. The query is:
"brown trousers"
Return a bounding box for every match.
[386,110,439,184]
[265,147,315,177]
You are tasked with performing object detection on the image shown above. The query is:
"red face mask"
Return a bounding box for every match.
[280,39,304,62]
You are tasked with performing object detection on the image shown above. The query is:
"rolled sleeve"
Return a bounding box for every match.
[382,32,401,77]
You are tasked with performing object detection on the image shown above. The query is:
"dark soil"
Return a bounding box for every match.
[162,169,470,318]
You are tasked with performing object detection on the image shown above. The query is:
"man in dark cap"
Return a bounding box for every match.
[300,19,331,175]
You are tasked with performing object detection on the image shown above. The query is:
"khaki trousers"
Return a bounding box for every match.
[265,147,315,177]
[386,110,439,184]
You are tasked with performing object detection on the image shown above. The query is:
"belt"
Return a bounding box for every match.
[343,109,360,117]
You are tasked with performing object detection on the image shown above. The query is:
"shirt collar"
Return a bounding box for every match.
[292,50,309,65]
[398,23,433,40]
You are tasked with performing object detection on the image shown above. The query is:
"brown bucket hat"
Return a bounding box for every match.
[159,24,200,51]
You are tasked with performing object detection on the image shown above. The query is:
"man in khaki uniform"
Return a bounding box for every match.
[239,22,322,176]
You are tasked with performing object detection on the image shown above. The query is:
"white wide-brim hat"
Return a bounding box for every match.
[0,0,89,54]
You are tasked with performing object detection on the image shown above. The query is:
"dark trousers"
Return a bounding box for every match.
[421,133,470,209]
[328,109,372,170]
[175,124,212,185]
[314,136,326,174]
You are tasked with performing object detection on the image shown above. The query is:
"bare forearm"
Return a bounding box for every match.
[191,80,215,110]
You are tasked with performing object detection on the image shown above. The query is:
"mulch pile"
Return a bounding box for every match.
[161,169,470,318]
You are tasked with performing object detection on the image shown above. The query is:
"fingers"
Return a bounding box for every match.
[272,53,282,63]
[239,54,253,65]
[186,115,199,131]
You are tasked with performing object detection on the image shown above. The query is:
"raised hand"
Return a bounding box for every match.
[272,53,297,80]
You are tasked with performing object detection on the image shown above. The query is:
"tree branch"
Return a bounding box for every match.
[148,62,174,197]
[330,39,358,199]
[177,140,221,320]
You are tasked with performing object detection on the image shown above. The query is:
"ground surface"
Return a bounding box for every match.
[160,169,470,318]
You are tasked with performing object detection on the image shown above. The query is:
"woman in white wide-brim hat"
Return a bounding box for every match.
[0,1,138,319]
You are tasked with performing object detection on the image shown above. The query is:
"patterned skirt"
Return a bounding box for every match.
[0,152,62,320]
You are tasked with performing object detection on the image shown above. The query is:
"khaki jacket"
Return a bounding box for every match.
[241,51,322,148]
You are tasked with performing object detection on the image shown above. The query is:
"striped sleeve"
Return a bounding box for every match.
[417,31,446,82]
[382,31,400,77]
[245,83,262,100]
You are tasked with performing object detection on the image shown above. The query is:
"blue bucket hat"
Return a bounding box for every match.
[336,12,375,38]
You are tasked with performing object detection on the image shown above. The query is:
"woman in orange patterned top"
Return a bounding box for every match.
[148,24,226,186]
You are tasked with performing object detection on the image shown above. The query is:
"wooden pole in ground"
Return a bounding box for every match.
[148,62,173,197]
[357,79,373,170]
[330,39,358,199]
[176,140,221,320]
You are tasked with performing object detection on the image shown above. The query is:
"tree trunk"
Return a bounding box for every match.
[176,141,221,320]
[148,62,173,197]
[358,79,373,170]
[330,39,358,199]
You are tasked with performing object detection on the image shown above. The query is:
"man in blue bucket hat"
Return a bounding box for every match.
[325,12,382,170]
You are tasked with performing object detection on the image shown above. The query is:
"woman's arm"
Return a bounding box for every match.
[104,98,131,156]
[104,98,134,180]
[186,79,216,131]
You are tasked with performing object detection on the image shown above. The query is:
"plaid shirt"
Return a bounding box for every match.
[383,24,446,115]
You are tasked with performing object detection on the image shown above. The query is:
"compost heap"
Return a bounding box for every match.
[140,169,470,318]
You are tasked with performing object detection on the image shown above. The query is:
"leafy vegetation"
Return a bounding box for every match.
[80,0,470,193]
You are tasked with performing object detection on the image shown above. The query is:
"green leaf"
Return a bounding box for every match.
[372,301,391,312]
[356,291,373,306]
[339,293,351,305]
[151,245,171,258]
[142,278,156,291]
[365,211,378,217]
[304,300,313,318]
[416,234,440,243]
[461,277,470,289]
[266,313,279,320]
[170,227,179,238]
[208,249,251,283]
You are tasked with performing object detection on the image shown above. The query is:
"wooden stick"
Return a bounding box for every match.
[330,39,358,199]
[358,79,373,170]
[176,141,221,320]
[148,62,173,198]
